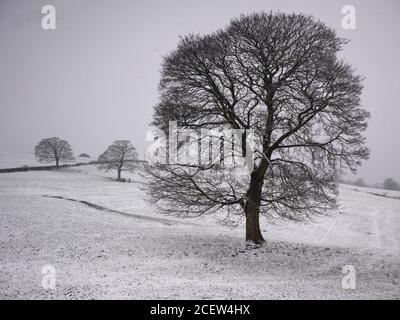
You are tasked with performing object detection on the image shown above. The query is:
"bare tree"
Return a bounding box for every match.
[34,137,75,168]
[383,178,400,191]
[354,178,366,188]
[147,12,369,244]
[98,140,138,180]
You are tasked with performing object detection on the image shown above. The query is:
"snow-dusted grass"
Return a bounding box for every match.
[0,165,399,299]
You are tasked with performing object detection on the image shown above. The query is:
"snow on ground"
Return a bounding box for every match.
[0,165,399,299]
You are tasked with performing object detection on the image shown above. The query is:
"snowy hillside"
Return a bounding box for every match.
[0,165,399,299]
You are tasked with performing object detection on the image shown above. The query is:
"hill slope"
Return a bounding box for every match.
[0,165,399,299]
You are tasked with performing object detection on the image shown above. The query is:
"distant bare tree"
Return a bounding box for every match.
[34,137,74,168]
[98,140,138,180]
[383,178,400,191]
[354,178,366,188]
[147,12,370,243]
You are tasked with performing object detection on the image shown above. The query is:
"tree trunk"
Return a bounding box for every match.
[245,199,264,244]
[117,168,122,180]
[55,158,59,169]
[244,167,266,244]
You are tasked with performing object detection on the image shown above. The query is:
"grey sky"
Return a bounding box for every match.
[0,0,399,183]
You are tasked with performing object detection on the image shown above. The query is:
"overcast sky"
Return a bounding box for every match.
[0,0,399,183]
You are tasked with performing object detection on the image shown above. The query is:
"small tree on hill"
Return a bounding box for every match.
[383,178,400,191]
[34,137,74,168]
[354,178,366,188]
[98,140,138,180]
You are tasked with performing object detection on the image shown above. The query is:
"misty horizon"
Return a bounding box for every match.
[1,0,399,184]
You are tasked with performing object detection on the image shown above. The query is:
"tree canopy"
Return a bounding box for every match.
[98,140,138,179]
[147,12,370,243]
[34,137,74,168]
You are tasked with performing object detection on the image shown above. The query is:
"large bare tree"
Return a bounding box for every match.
[35,137,75,168]
[98,140,138,180]
[147,12,369,243]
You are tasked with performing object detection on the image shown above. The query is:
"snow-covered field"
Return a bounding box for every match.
[0,165,399,299]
